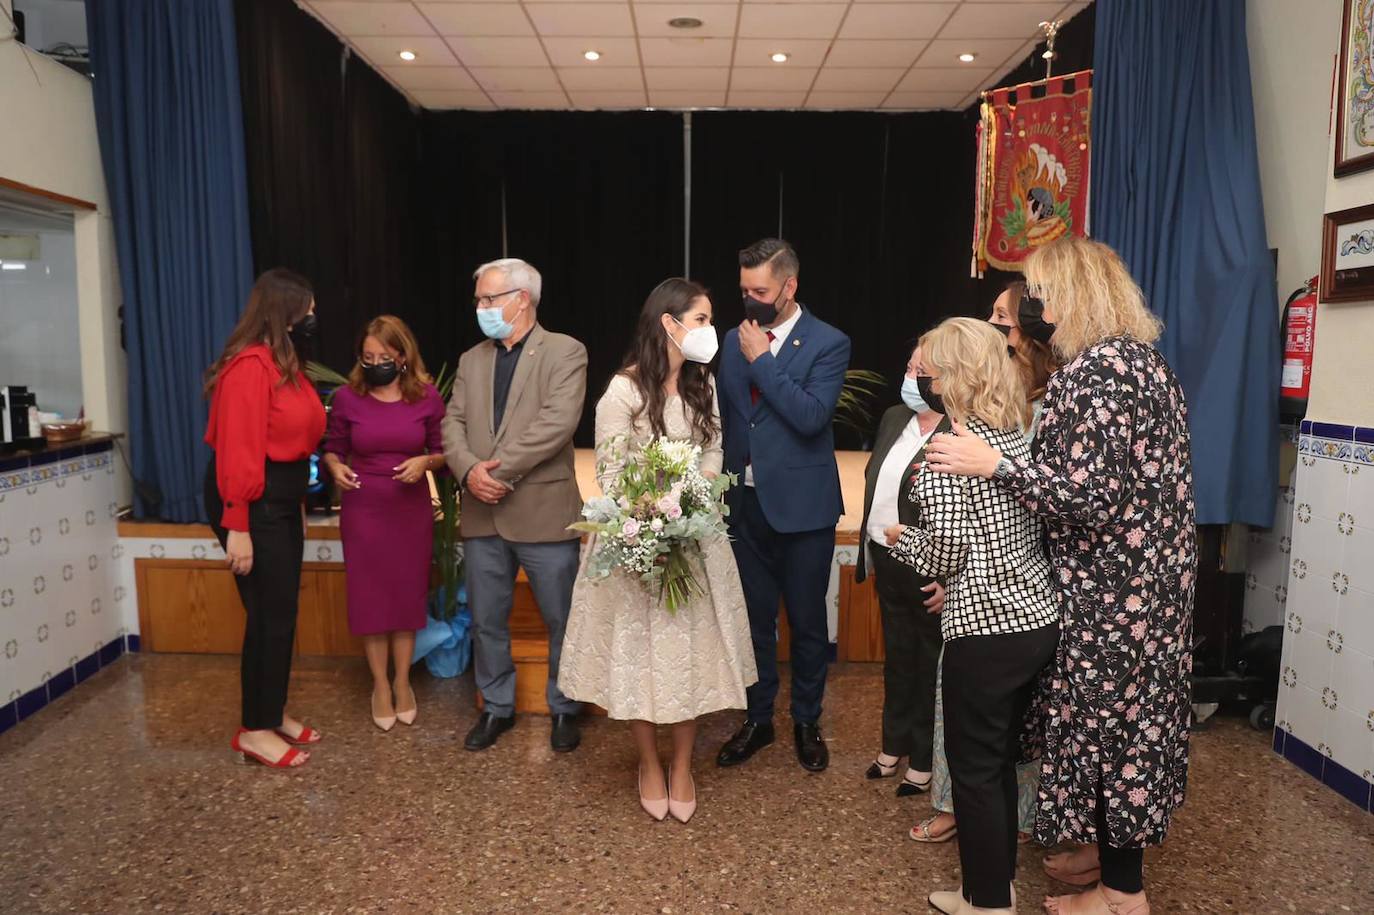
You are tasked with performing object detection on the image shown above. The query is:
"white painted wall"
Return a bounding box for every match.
[0,7,127,493]
[1249,0,1340,301]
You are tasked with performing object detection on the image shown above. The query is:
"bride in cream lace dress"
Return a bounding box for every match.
[559,279,757,824]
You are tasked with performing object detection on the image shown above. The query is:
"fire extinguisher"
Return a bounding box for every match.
[1279,275,1317,420]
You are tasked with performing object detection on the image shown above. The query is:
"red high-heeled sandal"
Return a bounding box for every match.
[274,724,321,746]
[232,728,309,769]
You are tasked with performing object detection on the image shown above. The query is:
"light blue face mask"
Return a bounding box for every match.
[476,304,516,340]
[900,375,929,413]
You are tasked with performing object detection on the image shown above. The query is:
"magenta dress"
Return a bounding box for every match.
[324,384,445,635]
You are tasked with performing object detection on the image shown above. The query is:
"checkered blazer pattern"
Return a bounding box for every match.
[889,417,1058,642]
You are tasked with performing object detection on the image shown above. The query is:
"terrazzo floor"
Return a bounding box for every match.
[2,655,1371,914]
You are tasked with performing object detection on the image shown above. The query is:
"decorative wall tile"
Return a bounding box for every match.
[1280,425,1374,813]
[0,441,127,732]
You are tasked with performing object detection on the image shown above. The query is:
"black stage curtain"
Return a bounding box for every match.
[420,110,685,444]
[234,0,434,377]
[233,0,1092,447]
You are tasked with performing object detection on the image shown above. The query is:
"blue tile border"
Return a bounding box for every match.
[1357,427,1374,445]
[1311,422,1355,441]
[1275,727,1374,814]
[126,633,141,653]
[4,637,129,735]
[1298,427,1374,465]
[0,437,121,494]
[1300,420,1312,435]
[1323,758,1374,813]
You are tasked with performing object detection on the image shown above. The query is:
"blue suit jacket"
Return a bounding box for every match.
[719,307,851,534]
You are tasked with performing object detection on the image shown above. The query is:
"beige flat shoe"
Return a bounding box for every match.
[929,884,1017,914]
[638,765,668,822]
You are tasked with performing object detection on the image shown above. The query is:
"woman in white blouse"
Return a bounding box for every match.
[884,317,1059,915]
[558,278,758,825]
[854,344,948,796]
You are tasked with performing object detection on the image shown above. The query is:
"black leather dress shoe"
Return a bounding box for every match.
[794,722,829,772]
[464,711,515,751]
[716,720,775,767]
[550,713,581,752]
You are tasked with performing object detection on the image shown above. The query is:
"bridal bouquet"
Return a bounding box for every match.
[570,437,735,613]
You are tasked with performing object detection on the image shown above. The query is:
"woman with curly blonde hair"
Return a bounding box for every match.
[926,237,1196,915]
[882,317,1059,915]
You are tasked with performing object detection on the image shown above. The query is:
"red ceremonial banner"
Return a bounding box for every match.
[972,71,1093,276]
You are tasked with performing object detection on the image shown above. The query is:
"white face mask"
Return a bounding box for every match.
[669,319,719,364]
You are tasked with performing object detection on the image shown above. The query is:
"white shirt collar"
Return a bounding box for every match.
[766,303,804,343]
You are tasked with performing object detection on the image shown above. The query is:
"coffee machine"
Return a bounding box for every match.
[0,385,44,453]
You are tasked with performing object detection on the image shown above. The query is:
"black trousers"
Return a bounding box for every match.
[204,458,308,731]
[943,623,1059,909]
[870,545,941,768]
[729,487,835,724]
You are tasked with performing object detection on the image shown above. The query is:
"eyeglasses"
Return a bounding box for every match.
[473,289,521,308]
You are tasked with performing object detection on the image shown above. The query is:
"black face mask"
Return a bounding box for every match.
[989,321,1018,358]
[743,285,787,326]
[915,375,946,416]
[1017,289,1056,345]
[290,312,319,353]
[362,361,401,388]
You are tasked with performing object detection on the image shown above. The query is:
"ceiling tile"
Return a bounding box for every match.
[896,66,992,93]
[645,67,729,89]
[557,66,645,89]
[308,1,435,35]
[411,89,497,109]
[351,35,459,65]
[381,65,480,91]
[444,36,549,67]
[738,4,846,39]
[418,3,534,36]
[730,66,817,91]
[939,2,1066,39]
[638,36,735,66]
[542,36,642,66]
[881,89,968,109]
[648,89,727,107]
[568,89,649,108]
[805,90,887,109]
[824,39,927,69]
[524,3,636,36]
[634,3,739,38]
[727,90,808,108]
[490,90,572,108]
[811,67,905,92]
[913,37,1026,67]
[839,4,954,39]
[470,67,563,90]
[732,38,830,68]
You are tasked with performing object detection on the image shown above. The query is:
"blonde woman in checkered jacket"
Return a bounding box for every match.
[883,317,1060,915]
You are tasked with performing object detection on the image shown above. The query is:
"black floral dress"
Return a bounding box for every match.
[997,335,1196,849]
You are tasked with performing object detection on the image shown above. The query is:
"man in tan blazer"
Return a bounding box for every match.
[442,258,587,753]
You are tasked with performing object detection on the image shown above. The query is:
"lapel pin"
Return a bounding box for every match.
[792,339,801,347]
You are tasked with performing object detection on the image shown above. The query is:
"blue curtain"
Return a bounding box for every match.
[1091,0,1279,527]
[88,0,254,522]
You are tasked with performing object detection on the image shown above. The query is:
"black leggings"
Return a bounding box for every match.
[204,458,308,730]
[1097,799,1144,893]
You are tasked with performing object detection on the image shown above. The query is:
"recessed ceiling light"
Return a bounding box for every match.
[398,50,416,61]
[958,52,977,63]
[584,50,601,61]
[771,52,789,63]
[668,17,703,29]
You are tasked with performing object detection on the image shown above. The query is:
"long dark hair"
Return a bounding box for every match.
[617,277,717,445]
[999,280,1062,402]
[204,268,314,395]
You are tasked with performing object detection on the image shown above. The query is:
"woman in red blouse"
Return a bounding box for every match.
[203,268,327,769]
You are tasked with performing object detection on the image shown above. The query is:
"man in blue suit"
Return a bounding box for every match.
[715,238,851,773]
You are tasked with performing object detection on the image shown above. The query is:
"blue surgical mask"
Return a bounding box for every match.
[900,376,929,413]
[476,305,515,340]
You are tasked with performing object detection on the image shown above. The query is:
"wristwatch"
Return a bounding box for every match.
[992,456,1015,481]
